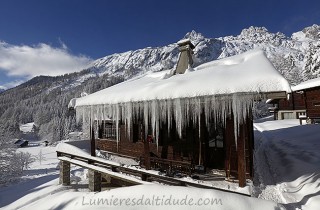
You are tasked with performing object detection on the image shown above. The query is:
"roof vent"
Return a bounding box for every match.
[174,39,195,74]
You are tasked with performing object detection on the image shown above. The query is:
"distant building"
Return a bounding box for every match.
[69,41,291,187]
[269,77,320,122]
[14,139,29,147]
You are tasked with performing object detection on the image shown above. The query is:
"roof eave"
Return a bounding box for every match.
[265,91,288,100]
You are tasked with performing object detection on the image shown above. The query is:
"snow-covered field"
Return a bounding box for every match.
[254,118,320,210]
[0,118,319,210]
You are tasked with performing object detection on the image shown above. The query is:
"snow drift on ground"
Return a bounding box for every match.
[1,179,280,210]
[254,118,320,210]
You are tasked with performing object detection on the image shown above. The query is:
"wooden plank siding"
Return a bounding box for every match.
[278,92,306,111]
[276,87,320,119]
[96,123,198,164]
[95,115,254,185]
[305,88,320,118]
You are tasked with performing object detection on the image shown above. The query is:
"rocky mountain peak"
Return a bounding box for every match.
[238,26,286,45]
[302,24,320,40]
[239,26,270,37]
[183,30,205,43]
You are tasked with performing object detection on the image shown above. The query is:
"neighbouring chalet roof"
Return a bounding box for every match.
[72,49,290,108]
[70,49,291,146]
[292,77,320,91]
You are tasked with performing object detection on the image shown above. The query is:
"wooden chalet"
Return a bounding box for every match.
[269,77,320,122]
[14,139,29,147]
[268,92,306,120]
[69,42,291,187]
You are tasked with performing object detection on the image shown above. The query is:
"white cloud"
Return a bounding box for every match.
[0,80,25,90]
[0,41,92,79]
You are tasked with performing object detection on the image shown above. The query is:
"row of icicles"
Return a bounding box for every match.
[76,93,265,149]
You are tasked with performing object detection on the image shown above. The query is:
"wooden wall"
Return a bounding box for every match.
[292,92,307,110]
[277,88,320,119]
[96,125,164,159]
[95,115,254,187]
[278,92,306,110]
[305,88,320,118]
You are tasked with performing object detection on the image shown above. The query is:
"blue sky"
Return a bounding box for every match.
[0,0,319,89]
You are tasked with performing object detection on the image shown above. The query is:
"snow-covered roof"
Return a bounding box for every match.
[73,49,290,107]
[68,98,77,109]
[291,77,320,91]
[72,50,291,146]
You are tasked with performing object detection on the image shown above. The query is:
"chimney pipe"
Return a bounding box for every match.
[174,39,195,74]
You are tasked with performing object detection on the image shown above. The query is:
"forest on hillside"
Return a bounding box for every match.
[0,70,124,184]
[0,71,123,145]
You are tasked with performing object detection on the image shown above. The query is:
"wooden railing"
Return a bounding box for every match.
[56,151,250,197]
[140,156,195,176]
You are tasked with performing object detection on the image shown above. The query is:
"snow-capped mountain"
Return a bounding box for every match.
[86,24,320,85]
[1,24,320,144]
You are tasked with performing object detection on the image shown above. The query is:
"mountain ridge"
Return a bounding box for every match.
[84,24,320,86]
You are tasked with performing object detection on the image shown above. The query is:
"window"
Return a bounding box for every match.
[313,101,320,107]
[132,123,143,143]
[98,121,118,140]
[208,123,224,149]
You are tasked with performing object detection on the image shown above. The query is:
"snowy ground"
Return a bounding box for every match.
[1,119,319,209]
[19,122,35,133]
[254,117,320,210]
[0,141,279,210]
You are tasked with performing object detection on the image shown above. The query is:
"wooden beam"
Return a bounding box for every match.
[144,137,151,170]
[90,122,96,157]
[225,116,234,179]
[247,110,254,179]
[265,91,287,99]
[238,122,246,187]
